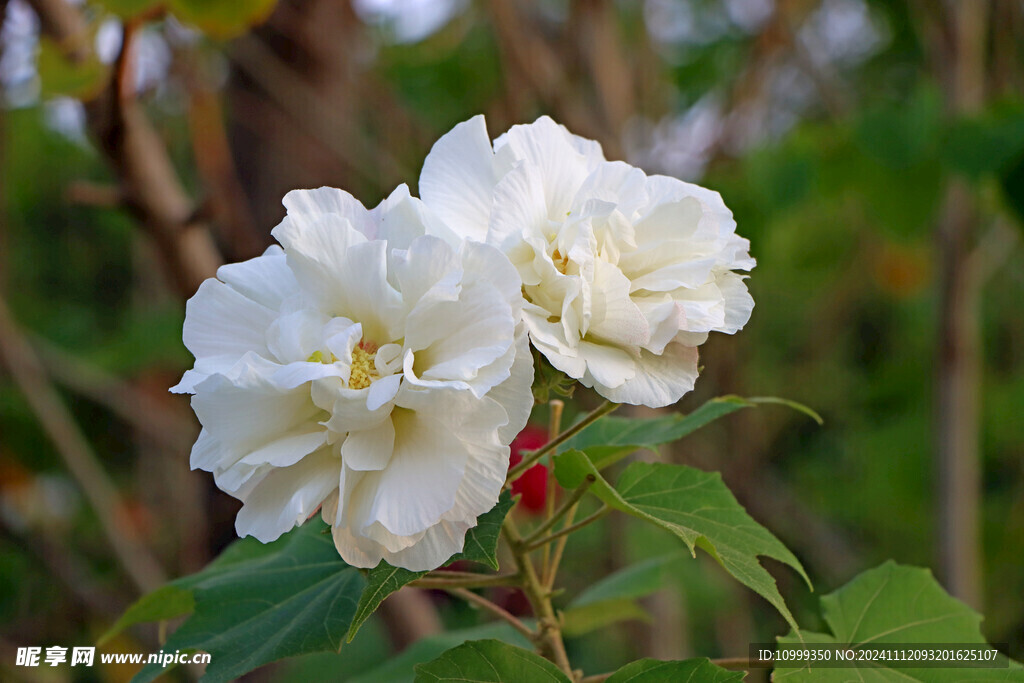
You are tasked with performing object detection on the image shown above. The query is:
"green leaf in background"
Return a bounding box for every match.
[37,38,108,99]
[345,492,514,641]
[554,454,809,635]
[605,657,745,682]
[561,552,684,636]
[413,639,570,682]
[351,623,533,683]
[94,0,160,19]
[98,585,193,645]
[942,102,1024,179]
[560,395,819,470]
[774,561,1024,681]
[855,87,942,169]
[131,521,363,683]
[169,0,277,40]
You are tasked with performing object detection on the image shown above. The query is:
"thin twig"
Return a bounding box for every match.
[544,501,579,590]
[502,515,574,677]
[542,399,564,579]
[446,587,534,640]
[507,401,617,484]
[523,475,595,547]
[525,506,610,553]
[0,297,166,593]
[409,574,521,590]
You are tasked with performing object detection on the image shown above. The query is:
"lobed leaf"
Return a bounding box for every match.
[606,657,745,682]
[130,521,363,683]
[774,562,1023,681]
[350,623,533,683]
[413,639,570,682]
[560,395,819,470]
[554,453,809,635]
[345,492,514,641]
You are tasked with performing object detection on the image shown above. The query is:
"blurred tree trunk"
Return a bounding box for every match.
[931,0,988,609]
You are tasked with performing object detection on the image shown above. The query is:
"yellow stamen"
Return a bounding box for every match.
[348,345,378,390]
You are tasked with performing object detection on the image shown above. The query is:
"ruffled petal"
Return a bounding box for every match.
[419,115,502,242]
[235,448,340,543]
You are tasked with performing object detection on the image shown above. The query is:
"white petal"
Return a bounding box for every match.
[499,116,592,218]
[486,162,548,253]
[392,235,461,306]
[182,278,276,364]
[280,187,376,239]
[366,373,402,411]
[596,342,699,407]
[578,340,637,389]
[717,271,754,334]
[215,246,299,311]
[341,419,395,471]
[587,260,649,348]
[357,408,469,537]
[191,360,323,461]
[419,115,501,242]
[488,330,535,444]
[404,279,515,394]
[235,448,340,543]
[265,308,330,365]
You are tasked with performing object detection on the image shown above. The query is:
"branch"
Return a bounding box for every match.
[502,516,574,677]
[446,587,534,640]
[0,297,166,593]
[409,574,521,590]
[507,401,617,484]
[524,505,610,553]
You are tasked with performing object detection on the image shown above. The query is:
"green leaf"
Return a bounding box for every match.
[169,0,277,40]
[37,38,108,99]
[554,454,809,634]
[774,561,1023,681]
[351,623,532,683]
[95,0,160,19]
[606,657,745,682]
[345,492,514,642]
[570,552,685,608]
[347,563,423,643]
[453,491,515,570]
[131,521,364,683]
[560,396,820,470]
[562,598,650,637]
[855,87,942,169]
[942,102,1024,179]
[413,639,571,682]
[98,584,193,645]
[561,552,684,635]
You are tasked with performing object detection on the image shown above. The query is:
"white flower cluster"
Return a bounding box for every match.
[176,116,754,570]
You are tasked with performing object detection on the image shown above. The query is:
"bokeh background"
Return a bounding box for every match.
[1,0,1022,680]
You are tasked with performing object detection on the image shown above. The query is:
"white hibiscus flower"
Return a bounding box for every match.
[419,115,755,408]
[173,185,533,571]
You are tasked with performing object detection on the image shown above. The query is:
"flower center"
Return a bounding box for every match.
[348,344,379,390]
[551,248,569,274]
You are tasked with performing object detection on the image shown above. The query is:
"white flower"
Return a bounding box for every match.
[173,185,533,571]
[419,115,755,408]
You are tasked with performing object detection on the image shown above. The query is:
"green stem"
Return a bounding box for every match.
[506,401,617,485]
[522,475,596,547]
[524,505,610,553]
[503,516,574,677]
[409,573,520,590]
[445,587,535,640]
